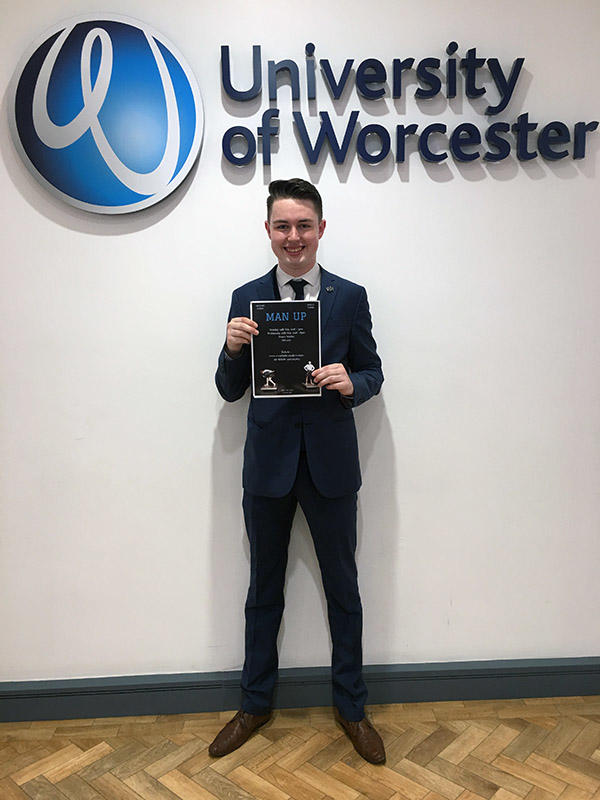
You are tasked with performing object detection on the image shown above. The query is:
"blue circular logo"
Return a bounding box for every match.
[10,15,203,214]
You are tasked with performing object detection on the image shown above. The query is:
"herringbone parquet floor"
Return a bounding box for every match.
[2,696,600,800]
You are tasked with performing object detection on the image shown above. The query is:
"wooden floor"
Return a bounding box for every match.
[2,696,600,800]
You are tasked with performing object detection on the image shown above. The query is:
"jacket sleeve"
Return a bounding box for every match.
[345,287,384,408]
[215,290,251,402]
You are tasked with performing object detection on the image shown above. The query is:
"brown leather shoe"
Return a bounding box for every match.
[335,709,386,764]
[208,710,271,757]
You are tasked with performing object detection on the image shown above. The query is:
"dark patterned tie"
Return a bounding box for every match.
[288,278,307,300]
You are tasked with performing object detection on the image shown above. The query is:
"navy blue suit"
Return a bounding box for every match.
[215,265,383,720]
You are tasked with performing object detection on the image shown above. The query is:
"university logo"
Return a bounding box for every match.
[10,15,203,214]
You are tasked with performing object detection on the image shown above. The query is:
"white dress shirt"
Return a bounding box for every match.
[276,262,321,301]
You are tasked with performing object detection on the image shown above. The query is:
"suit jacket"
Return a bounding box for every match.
[215,266,383,498]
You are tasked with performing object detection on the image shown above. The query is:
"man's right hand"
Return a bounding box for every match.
[226,317,258,355]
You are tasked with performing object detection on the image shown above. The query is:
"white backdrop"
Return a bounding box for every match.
[1,0,599,681]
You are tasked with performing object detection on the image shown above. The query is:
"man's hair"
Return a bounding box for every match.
[267,178,323,221]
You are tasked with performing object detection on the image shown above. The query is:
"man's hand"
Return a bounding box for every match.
[226,317,258,355]
[311,363,354,397]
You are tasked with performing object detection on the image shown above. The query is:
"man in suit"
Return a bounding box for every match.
[211,179,385,764]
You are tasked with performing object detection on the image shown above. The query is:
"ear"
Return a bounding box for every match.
[265,220,271,239]
[318,219,326,239]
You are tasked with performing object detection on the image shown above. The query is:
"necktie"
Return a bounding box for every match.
[288,278,307,300]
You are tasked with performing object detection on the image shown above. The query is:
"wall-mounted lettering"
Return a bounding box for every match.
[220,42,598,168]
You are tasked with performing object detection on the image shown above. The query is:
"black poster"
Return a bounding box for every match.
[250,300,321,398]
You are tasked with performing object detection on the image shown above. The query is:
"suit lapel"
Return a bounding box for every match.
[318,266,339,332]
[254,266,279,300]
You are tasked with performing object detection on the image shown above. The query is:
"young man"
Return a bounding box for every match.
[212,179,385,763]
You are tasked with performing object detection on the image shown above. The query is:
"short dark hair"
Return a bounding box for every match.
[267,178,323,221]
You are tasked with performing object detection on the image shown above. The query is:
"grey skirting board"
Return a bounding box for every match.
[1,657,599,722]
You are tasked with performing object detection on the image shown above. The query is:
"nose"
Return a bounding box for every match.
[287,226,300,240]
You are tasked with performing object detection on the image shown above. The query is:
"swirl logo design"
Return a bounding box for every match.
[10,16,203,214]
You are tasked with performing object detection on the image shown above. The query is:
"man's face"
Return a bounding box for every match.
[265,197,326,276]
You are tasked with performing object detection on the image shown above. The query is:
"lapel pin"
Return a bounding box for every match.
[326,285,334,292]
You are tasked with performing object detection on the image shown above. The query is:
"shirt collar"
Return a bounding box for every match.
[276,262,320,290]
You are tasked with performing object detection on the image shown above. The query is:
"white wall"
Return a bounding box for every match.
[1,0,599,681]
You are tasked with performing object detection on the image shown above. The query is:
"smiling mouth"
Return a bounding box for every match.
[285,246,304,255]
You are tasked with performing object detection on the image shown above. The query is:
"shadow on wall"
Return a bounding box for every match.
[217,55,598,188]
[208,395,248,686]
[208,382,399,707]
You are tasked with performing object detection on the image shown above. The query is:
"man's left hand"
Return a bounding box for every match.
[311,363,353,397]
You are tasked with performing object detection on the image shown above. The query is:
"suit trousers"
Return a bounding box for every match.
[240,450,368,721]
